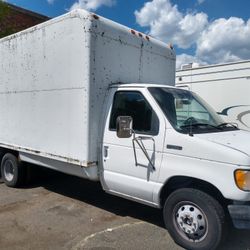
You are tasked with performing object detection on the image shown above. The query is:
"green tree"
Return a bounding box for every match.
[0,2,17,38]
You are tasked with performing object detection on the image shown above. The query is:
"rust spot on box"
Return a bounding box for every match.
[92,14,99,20]
[130,29,136,35]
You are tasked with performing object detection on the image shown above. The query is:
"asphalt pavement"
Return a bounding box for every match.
[0,168,249,250]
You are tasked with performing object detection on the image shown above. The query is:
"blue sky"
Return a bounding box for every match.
[3,0,250,68]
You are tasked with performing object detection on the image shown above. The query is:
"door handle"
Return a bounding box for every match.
[103,146,109,161]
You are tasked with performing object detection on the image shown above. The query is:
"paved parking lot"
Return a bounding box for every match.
[0,168,250,250]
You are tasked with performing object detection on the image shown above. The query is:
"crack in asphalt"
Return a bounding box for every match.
[71,221,145,250]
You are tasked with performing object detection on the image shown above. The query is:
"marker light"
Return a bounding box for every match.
[235,170,250,191]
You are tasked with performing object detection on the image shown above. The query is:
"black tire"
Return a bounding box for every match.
[163,188,227,250]
[0,150,5,181]
[1,153,26,187]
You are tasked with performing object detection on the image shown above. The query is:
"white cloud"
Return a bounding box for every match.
[197,17,250,64]
[135,0,208,49]
[47,0,55,4]
[135,0,250,67]
[70,0,115,11]
[197,0,205,5]
[176,54,207,69]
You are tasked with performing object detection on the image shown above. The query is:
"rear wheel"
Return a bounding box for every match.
[163,188,227,250]
[0,151,5,182]
[1,153,26,187]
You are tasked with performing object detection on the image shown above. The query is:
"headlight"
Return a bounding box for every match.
[235,170,250,191]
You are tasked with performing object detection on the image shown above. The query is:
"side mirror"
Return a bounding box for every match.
[116,116,133,138]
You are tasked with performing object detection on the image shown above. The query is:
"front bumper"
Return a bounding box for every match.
[228,202,250,229]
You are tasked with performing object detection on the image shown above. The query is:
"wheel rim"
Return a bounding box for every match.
[3,159,15,182]
[173,201,208,242]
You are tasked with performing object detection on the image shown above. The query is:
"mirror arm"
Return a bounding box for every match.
[132,135,156,171]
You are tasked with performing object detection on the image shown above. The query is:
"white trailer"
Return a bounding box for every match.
[1,9,250,250]
[176,60,250,130]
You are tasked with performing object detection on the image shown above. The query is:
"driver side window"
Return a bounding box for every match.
[109,91,159,135]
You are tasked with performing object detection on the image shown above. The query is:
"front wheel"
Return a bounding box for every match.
[163,188,227,250]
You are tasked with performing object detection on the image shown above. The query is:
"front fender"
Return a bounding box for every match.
[157,153,250,202]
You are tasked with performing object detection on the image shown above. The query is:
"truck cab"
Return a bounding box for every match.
[100,83,250,250]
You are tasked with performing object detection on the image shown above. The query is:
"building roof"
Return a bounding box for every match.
[4,2,50,21]
[0,2,50,38]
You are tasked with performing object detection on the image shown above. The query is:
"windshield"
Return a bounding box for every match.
[149,87,238,134]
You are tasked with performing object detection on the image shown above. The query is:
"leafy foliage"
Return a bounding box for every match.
[0,2,17,38]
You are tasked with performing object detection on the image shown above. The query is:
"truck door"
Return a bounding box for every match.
[102,89,166,204]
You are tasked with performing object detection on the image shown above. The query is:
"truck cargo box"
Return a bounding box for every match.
[0,9,175,173]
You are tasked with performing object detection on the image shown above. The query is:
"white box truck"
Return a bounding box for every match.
[176,60,250,131]
[1,9,250,250]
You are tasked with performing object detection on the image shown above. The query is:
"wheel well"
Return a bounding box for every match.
[160,176,229,208]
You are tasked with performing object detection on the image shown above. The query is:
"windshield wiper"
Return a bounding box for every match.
[216,123,239,129]
[180,123,222,130]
